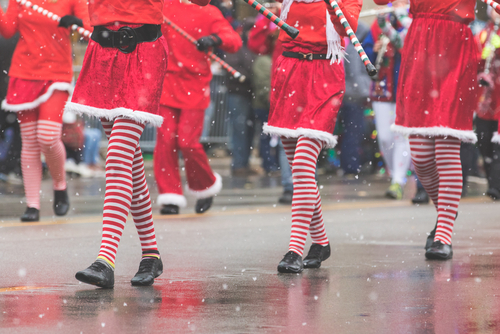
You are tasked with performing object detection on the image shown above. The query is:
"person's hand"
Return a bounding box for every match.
[373,39,384,53]
[196,34,222,51]
[58,15,83,28]
[478,72,494,87]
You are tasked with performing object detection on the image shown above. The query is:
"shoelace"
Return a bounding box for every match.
[89,261,109,272]
[137,258,156,273]
[282,251,299,261]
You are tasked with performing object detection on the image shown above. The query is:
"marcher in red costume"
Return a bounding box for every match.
[263,0,362,273]
[68,0,209,289]
[375,0,479,260]
[475,7,500,200]
[0,0,90,222]
[154,0,241,215]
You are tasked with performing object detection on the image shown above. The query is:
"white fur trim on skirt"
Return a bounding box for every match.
[65,101,164,127]
[492,132,500,144]
[1,82,73,112]
[391,124,477,143]
[185,172,222,199]
[157,193,187,207]
[263,123,337,148]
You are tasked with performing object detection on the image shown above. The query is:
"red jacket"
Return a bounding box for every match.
[277,0,362,54]
[373,0,475,23]
[160,1,242,110]
[0,0,90,82]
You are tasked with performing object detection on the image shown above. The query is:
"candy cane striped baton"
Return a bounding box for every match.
[482,0,500,15]
[242,0,299,39]
[15,0,92,38]
[163,17,246,82]
[325,0,377,77]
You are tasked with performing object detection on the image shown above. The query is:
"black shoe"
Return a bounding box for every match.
[412,188,430,204]
[131,257,163,286]
[75,261,114,288]
[486,188,500,200]
[278,190,293,205]
[303,243,331,268]
[425,240,453,260]
[53,189,70,216]
[20,207,40,222]
[160,205,179,215]
[195,197,213,214]
[425,222,437,250]
[277,251,303,273]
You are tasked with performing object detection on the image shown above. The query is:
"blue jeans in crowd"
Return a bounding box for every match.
[337,101,365,174]
[278,139,293,192]
[228,94,253,170]
[82,128,102,165]
[253,108,279,173]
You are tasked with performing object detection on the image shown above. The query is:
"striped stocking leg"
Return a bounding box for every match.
[409,136,440,207]
[288,137,329,256]
[100,120,159,262]
[37,120,67,190]
[19,121,42,209]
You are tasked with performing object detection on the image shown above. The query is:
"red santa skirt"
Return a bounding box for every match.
[263,55,345,148]
[65,24,168,128]
[392,13,478,143]
[1,78,72,112]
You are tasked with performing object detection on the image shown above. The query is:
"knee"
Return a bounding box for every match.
[37,131,61,150]
[177,135,200,152]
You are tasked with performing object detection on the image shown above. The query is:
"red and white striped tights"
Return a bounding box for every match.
[98,118,159,268]
[409,136,462,245]
[281,137,329,256]
[18,91,68,209]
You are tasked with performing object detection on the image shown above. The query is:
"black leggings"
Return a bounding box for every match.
[476,117,500,190]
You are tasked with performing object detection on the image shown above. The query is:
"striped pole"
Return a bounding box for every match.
[15,0,92,38]
[326,0,377,77]
[163,17,246,82]
[241,0,299,39]
[482,0,500,14]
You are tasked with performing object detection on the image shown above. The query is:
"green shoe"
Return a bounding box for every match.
[385,183,403,200]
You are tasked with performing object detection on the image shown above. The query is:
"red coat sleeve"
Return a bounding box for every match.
[248,15,275,55]
[72,0,92,33]
[189,0,210,6]
[209,7,242,53]
[0,0,19,39]
[327,0,362,36]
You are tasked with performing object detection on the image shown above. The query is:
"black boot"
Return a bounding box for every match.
[412,188,429,204]
[53,189,70,216]
[303,243,331,268]
[160,205,179,215]
[425,240,453,260]
[195,197,213,214]
[278,190,293,205]
[20,207,40,222]
[75,261,114,288]
[277,251,303,273]
[486,188,500,200]
[131,257,163,286]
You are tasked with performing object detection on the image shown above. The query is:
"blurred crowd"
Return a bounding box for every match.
[0,0,498,206]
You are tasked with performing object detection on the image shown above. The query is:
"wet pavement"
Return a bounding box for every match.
[0,167,499,333]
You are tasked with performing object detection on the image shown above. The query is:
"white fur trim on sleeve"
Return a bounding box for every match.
[65,101,164,127]
[492,132,500,144]
[390,124,477,143]
[185,172,222,199]
[157,193,187,207]
[1,82,73,112]
[263,123,338,148]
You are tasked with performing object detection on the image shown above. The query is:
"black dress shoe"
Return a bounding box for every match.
[20,207,40,222]
[160,205,179,215]
[195,197,213,214]
[53,189,70,216]
[425,241,453,260]
[303,243,331,268]
[75,261,114,288]
[277,251,303,273]
[131,257,163,286]
[412,188,430,204]
[278,190,293,205]
[425,222,437,250]
[486,188,500,200]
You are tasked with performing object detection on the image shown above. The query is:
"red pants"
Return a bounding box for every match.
[154,105,221,207]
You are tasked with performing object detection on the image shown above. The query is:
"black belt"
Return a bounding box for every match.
[282,51,330,61]
[91,24,162,54]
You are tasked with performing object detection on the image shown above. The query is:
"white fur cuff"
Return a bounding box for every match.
[391,124,477,143]
[157,193,187,207]
[492,132,500,144]
[263,123,337,148]
[2,82,73,112]
[185,172,223,199]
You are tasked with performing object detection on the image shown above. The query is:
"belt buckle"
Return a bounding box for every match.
[300,52,313,61]
[116,26,138,54]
